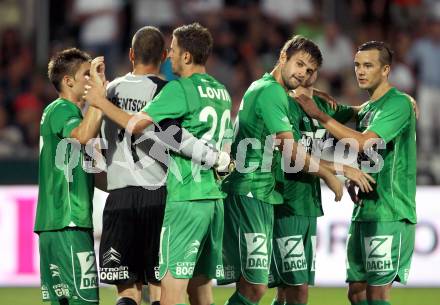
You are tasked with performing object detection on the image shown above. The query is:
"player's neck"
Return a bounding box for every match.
[180,65,206,78]
[368,81,392,102]
[132,64,160,76]
[271,65,286,90]
[59,91,83,108]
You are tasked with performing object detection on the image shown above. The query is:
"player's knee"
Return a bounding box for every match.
[117,284,141,303]
[367,284,391,300]
[295,284,308,300]
[276,287,286,302]
[239,283,267,302]
[348,289,365,304]
[347,290,357,304]
[188,292,213,305]
[284,285,308,304]
[348,282,367,304]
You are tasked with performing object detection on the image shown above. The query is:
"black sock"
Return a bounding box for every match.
[59,299,69,305]
[151,301,161,305]
[116,297,137,305]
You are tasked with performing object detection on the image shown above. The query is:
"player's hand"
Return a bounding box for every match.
[345,179,363,206]
[323,173,343,202]
[294,93,323,119]
[215,151,231,172]
[90,56,106,85]
[214,152,235,180]
[83,77,108,108]
[291,86,313,99]
[289,70,316,99]
[343,166,375,193]
[313,88,338,110]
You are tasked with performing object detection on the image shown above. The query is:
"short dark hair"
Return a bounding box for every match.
[173,23,213,65]
[357,41,393,66]
[132,26,165,66]
[281,35,323,67]
[48,48,91,92]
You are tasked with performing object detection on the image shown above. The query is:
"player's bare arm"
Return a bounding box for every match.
[295,93,380,152]
[276,131,343,201]
[320,160,375,193]
[70,106,103,144]
[285,90,375,192]
[70,57,106,144]
[312,88,419,119]
[83,61,153,134]
[291,79,375,193]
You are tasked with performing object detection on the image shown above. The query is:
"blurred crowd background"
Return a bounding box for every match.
[0,0,439,184]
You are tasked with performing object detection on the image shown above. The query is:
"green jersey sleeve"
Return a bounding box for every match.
[142,80,188,123]
[50,103,82,138]
[313,96,354,124]
[257,84,291,134]
[366,95,411,143]
[332,104,354,124]
[287,101,303,141]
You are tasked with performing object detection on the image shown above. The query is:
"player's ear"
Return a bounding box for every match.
[63,75,74,88]
[382,64,391,78]
[161,49,167,62]
[129,48,135,62]
[279,51,287,65]
[183,51,192,65]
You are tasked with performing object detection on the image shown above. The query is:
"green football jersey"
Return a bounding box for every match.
[354,87,416,223]
[143,73,232,202]
[222,73,292,204]
[34,98,94,232]
[275,96,354,217]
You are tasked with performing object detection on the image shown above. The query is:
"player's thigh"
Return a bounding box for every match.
[346,221,366,283]
[159,199,214,280]
[220,194,274,285]
[270,215,316,287]
[361,220,415,285]
[39,229,98,304]
[219,193,241,284]
[138,186,166,284]
[193,199,224,280]
[99,187,165,285]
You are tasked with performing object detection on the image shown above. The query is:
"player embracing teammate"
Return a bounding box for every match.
[295,41,417,305]
[84,23,232,305]
[36,22,416,305]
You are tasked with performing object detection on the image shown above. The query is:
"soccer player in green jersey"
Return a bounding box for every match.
[35,48,105,305]
[84,23,232,305]
[295,41,416,305]
[219,36,347,305]
[269,71,375,305]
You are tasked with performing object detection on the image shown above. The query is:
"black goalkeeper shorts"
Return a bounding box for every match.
[99,186,166,285]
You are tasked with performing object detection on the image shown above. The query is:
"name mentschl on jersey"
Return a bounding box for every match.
[110,96,148,112]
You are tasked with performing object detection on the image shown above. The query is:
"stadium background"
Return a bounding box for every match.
[0,0,439,304]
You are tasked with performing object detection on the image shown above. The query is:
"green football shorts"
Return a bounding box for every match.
[38,228,99,305]
[218,194,274,285]
[269,215,317,287]
[158,199,224,280]
[346,220,415,285]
